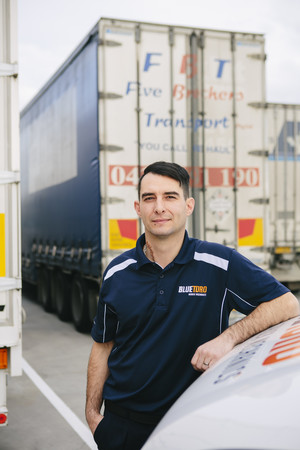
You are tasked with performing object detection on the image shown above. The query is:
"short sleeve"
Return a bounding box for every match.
[91,295,118,343]
[226,250,289,314]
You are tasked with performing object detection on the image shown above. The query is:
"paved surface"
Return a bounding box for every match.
[1,285,96,450]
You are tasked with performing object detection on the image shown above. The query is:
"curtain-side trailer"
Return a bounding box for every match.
[264,103,300,288]
[20,18,269,332]
[0,0,22,426]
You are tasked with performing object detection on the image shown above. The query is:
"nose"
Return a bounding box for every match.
[154,198,166,214]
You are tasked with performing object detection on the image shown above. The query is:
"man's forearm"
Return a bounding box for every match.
[191,291,299,371]
[224,291,300,346]
[85,340,114,433]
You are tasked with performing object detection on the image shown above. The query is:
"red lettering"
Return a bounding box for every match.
[173,84,244,101]
[180,54,197,79]
[219,91,227,100]
[172,84,185,100]
[186,89,200,99]
[207,86,217,100]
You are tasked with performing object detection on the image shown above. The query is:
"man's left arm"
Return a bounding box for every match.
[191,291,300,372]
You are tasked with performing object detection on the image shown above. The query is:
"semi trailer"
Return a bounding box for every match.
[264,103,300,289]
[21,18,282,331]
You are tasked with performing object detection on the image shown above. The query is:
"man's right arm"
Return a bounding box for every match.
[85,340,114,434]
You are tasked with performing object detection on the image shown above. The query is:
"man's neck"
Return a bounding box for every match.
[143,232,185,268]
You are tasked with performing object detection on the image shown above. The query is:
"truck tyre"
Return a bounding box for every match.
[88,281,99,322]
[71,275,90,332]
[54,271,71,321]
[37,268,52,312]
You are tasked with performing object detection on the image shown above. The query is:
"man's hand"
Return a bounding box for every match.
[191,333,235,372]
[85,341,114,434]
[88,412,104,435]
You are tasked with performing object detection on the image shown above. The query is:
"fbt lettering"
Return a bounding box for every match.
[215,59,230,78]
[180,54,197,79]
[180,56,231,79]
[143,53,162,71]
[142,53,231,80]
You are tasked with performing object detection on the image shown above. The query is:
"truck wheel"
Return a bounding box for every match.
[71,275,90,332]
[54,271,71,321]
[87,281,99,322]
[37,268,52,312]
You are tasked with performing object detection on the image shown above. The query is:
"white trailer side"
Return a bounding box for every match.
[0,0,22,426]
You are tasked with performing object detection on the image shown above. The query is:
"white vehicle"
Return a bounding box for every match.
[0,0,22,426]
[143,316,300,450]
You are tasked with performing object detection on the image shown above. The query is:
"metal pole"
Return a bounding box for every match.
[199,31,206,241]
[190,32,200,239]
[169,28,175,163]
[274,108,279,247]
[135,25,142,233]
[283,106,288,243]
[230,34,238,249]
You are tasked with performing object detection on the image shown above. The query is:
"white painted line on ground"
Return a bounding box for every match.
[22,358,97,449]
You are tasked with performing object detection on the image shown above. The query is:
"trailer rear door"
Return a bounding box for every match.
[98,19,268,270]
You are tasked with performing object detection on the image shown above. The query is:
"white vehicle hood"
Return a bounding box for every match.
[143,316,300,449]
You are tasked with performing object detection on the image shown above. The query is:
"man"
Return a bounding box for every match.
[86,161,299,450]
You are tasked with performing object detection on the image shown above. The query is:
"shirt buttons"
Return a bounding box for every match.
[159,290,164,295]
[160,274,164,279]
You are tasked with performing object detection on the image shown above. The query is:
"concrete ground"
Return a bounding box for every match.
[1,286,96,450]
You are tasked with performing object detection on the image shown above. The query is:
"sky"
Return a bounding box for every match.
[18,0,300,110]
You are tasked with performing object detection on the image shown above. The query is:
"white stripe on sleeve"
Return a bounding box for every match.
[194,252,229,271]
[104,258,137,281]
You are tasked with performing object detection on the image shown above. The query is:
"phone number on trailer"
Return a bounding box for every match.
[109,165,259,188]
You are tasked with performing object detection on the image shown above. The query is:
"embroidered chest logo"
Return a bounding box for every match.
[178,285,208,296]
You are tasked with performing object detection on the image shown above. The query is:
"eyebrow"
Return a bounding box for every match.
[141,191,180,199]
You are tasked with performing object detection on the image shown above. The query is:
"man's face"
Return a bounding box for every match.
[134,173,194,239]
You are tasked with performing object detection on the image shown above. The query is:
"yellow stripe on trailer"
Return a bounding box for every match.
[0,213,5,277]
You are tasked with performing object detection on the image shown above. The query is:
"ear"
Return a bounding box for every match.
[134,200,141,217]
[186,197,195,216]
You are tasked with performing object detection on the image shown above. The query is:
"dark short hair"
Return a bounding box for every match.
[138,161,190,199]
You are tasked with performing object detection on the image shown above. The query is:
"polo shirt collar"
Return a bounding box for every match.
[174,231,197,264]
[135,231,196,269]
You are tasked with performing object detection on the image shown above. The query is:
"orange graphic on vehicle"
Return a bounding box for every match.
[238,218,263,247]
[109,219,138,250]
[263,321,300,366]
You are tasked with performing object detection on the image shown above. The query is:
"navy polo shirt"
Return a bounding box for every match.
[91,231,288,414]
